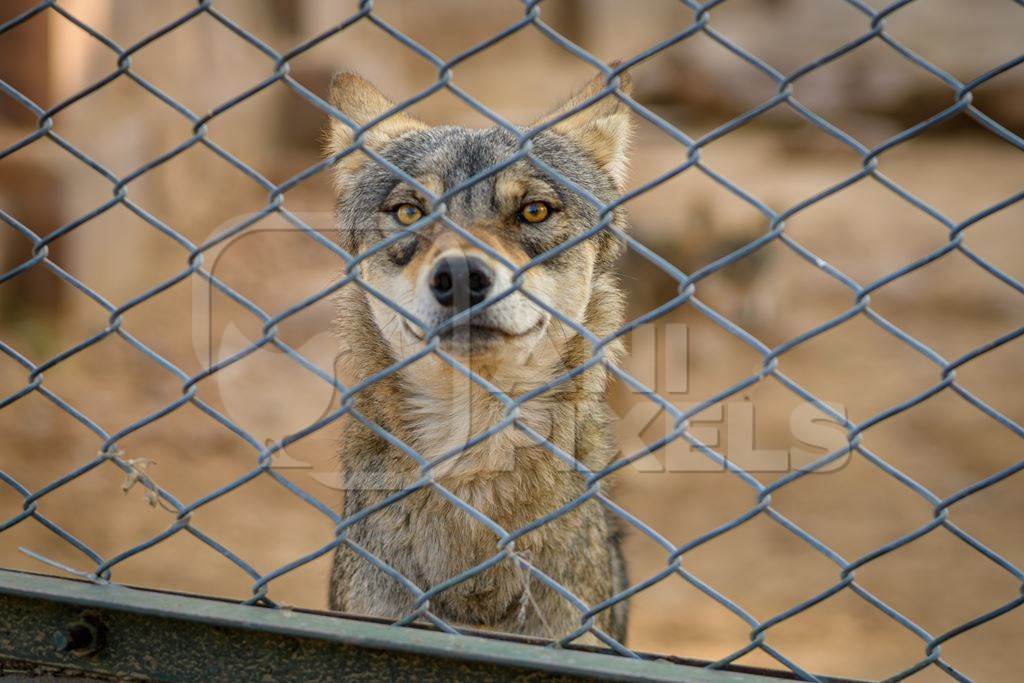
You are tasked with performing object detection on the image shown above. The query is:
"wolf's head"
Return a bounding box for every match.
[325,71,632,387]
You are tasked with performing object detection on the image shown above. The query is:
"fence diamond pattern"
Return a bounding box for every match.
[1,1,1023,681]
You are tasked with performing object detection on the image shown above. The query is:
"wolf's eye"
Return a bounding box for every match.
[519,201,550,224]
[394,203,423,226]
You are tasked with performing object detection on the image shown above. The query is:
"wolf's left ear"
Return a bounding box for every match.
[325,72,428,160]
[538,67,634,190]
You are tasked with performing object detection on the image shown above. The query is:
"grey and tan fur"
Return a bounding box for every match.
[325,69,634,644]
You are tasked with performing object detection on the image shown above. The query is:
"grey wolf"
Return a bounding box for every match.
[325,68,633,644]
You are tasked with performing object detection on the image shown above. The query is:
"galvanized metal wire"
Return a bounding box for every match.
[1,1,1023,680]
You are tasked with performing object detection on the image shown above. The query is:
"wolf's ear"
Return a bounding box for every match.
[325,73,427,160]
[538,68,633,190]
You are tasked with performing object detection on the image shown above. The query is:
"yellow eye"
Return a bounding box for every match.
[520,201,550,224]
[394,203,423,226]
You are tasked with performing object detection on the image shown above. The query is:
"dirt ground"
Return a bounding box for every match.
[2,3,1023,681]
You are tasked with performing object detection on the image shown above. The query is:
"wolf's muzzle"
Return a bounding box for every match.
[429,255,494,310]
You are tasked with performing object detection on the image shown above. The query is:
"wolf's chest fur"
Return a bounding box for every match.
[403,372,565,508]
[395,367,583,566]
[334,376,608,629]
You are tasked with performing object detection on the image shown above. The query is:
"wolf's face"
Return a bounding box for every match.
[326,73,631,369]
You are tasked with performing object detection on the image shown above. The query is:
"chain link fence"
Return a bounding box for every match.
[1,1,1022,681]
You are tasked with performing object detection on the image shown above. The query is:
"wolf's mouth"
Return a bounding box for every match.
[403,317,544,342]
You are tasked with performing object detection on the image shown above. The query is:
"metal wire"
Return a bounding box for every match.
[1,1,1022,680]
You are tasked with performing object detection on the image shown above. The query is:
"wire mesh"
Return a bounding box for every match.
[1,1,1022,681]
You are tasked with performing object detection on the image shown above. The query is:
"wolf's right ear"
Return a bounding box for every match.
[536,67,634,191]
[324,73,427,171]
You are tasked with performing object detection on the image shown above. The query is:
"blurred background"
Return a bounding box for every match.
[1,1,1022,680]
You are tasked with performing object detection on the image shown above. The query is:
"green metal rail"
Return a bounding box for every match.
[0,569,813,682]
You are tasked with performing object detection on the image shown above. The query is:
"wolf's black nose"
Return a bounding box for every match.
[430,255,493,309]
